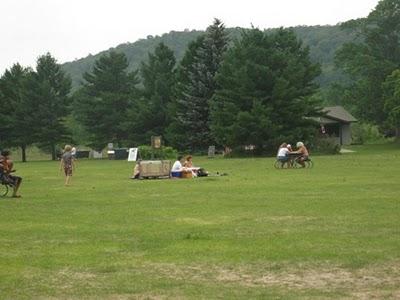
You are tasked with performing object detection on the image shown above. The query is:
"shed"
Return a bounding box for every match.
[317,106,357,145]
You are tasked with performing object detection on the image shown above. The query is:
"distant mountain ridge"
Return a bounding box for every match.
[62,25,355,91]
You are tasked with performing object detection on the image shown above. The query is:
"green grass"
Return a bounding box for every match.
[1,144,399,299]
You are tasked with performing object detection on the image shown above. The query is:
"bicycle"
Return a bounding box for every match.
[274,159,291,169]
[0,175,13,197]
[292,156,313,169]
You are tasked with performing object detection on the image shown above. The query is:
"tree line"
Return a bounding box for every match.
[72,19,323,154]
[1,0,400,161]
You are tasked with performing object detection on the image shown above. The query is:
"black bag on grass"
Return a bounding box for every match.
[197,168,208,177]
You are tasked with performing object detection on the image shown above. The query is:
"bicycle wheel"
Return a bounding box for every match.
[305,159,314,169]
[0,184,8,197]
[274,160,282,169]
[275,160,289,169]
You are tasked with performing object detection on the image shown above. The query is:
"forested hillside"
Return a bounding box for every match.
[62,25,356,91]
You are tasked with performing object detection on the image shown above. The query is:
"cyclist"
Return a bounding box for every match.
[276,143,291,168]
[293,142,309,168]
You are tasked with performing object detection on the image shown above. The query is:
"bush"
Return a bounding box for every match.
[138,145,178,160]
[351,123,386,144]
[311,137,341,155]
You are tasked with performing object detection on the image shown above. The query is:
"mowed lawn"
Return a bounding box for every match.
[0,145,399,299]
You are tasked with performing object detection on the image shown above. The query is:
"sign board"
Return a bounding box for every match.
[91,150,103,159]
[128,148,138,162]
[151,136,162,149]
[208,145,216,158]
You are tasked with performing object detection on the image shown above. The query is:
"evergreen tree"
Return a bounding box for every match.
[131,42,176,144]
[167,19,229,151]
[73,51,140,150]
[0,83,9,148]
[29,53,72,160]
[0,64,36,161]
[210,28,322,152]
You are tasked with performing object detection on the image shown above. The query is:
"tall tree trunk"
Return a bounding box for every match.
[51,144,56,161]
[21,145,27,163]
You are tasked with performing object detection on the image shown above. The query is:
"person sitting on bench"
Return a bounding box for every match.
[0,150,22,198]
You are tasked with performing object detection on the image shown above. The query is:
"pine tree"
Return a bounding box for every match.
[73,51,140,150]
[167,19,229,151]
[131,42,176,144]
[0,64,37,161]
[26,54,72,160]
[210,28,322,152]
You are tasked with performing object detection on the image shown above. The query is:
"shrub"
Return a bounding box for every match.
[138,145,178,160]
[311,137,341,155]
[351,123,386,144]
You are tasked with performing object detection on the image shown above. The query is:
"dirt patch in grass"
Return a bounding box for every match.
[145,261,400,298]
[255,215,319,223]
[175,217,215,226]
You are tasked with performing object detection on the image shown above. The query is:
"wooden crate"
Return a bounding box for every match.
[139,160,172,179]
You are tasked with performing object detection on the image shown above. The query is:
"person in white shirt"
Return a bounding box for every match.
[276,143,291,168]
[171,156,185,178]
[71,146,77,159]
[172,156,184,172]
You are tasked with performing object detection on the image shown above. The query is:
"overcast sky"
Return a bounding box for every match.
[0,0,380,74]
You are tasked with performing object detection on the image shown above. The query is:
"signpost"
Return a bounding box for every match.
[151,136,162,159]
[128,148,138,162]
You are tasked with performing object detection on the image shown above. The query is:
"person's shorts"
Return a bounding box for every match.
[5,175,22,186]
[64,166,73,176]
[277,156,289,162]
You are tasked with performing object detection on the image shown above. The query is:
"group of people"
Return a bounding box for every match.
[276,141,309,168]
[171,155,202,177]
[131,155,206,179]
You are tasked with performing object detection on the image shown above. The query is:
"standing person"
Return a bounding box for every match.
[71,146,77,159]
[0,150,22,198]
[59,145,75,186]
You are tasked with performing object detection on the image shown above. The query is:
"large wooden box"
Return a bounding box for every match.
[139,160,171,179]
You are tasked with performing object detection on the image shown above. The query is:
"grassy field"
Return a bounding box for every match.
[0,144,399,299]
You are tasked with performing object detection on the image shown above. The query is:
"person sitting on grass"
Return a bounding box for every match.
[59,145,75,186]
[0,150,22,198]
[292,141,309,168]
[183,155,200,177]
[276,143,291,168]
[171,156,187,178]
[131,160,141,179]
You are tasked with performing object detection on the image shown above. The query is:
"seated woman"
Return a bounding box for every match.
[183,155,200,177]
[171,156,185,178]
[276,143,291,168]
[131,160,141,179]
[292,141,310,168]
[0,150,22,197]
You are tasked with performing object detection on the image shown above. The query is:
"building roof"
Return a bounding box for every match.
[322,106,357,123]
